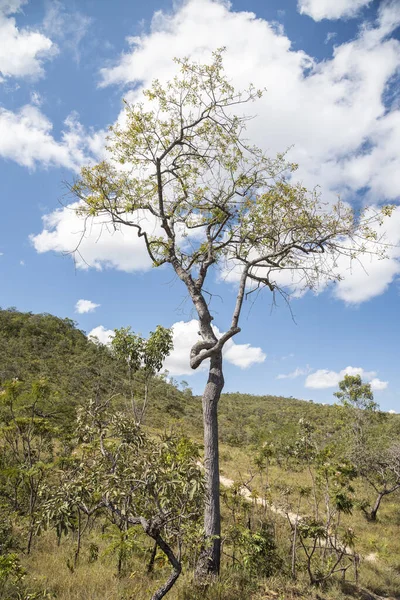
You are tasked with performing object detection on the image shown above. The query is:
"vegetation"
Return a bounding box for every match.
[1,307,400,599]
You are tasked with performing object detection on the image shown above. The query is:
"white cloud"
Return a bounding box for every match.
[306,369,344,389]
[98,0,400,200]
[298,0,372,21]
[88,325,114,345]
[277,366,311,379]
[32,0,400,303]
[305,365,388,390]
[0,105,105,170]
[0,0,56,82]
[75,299,100,314]
[389,409,397,414]
[31,202,157,272]
[370,377,389,391]
[0,0,105,174]
[224,339,266,369]
[163,320,266,376]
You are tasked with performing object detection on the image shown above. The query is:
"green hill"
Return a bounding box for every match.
[0,308,189,428]
[0,308,122,424]
[0,309,342,441]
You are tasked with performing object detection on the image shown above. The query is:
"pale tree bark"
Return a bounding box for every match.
[171,266,246,578]
[195,351,224,577]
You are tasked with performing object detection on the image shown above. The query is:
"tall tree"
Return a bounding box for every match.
[70,50,390,577]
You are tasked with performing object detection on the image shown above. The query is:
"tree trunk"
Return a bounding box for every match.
[148,530,181,600]
[147,540,157,573]
[195,352,224,579]
[369,491,385,521]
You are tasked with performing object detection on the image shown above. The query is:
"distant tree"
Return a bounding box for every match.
[334,375,400,521]
[354,441,400,521]
[111,325,173,425]
[334,375,378,442]
[70,50,391,577]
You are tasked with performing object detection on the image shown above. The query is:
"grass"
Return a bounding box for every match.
[22,532,363,600]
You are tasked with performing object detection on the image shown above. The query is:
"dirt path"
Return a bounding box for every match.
[219,471,359,557]
[219,473,299,523]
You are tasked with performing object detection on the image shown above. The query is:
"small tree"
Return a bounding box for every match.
[334,375,400,521]
[334,375,378,443]
[70,50,391,577]
[279,420,358,586]
[43,397,204,600]
[111,325,173,425]
[353,440,400,521]
[0,379,56,553]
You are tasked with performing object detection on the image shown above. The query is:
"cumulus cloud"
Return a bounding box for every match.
[88,325,114,345]
[369,377,389,391]
[31,0,400,303]
[277,366,311,379]
[75,299,100,314]
[31,202,158,271]
[297,0,372,21]
[0,0,56,82]
[0,1,101,171]
[0,106,105,170]
[164,320,266,376]
[98,0,400,209]
[30,200,204,272]
[305,366,388,390]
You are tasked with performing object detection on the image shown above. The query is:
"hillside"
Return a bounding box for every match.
[0,308,186,428]
[1,307,397,444]
[1,309,400,600]
[0,308,343,434]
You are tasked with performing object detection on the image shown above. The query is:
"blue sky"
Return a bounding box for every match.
[1,0,400,410]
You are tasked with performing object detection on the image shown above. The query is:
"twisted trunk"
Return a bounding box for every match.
[169,259,242,578]
[195,351,224,578]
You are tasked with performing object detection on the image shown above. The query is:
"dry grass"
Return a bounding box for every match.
[23,531,172,600]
